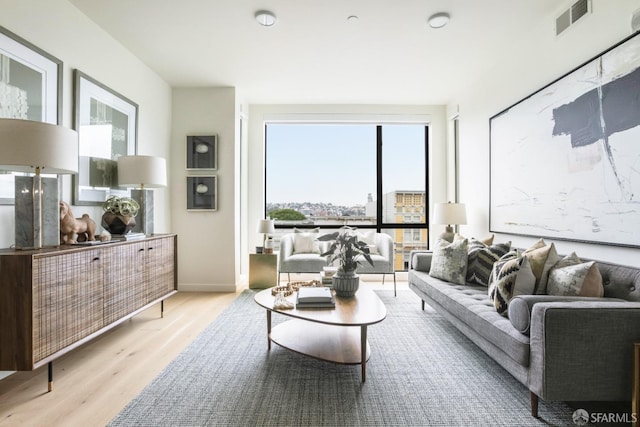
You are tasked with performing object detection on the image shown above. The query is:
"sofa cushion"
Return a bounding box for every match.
[293,230,320,254]
[356,229,379,254]
[466,239,511,286]
[355,253,391,274]
[429,238,468,285]
[409,269,530,367]
[547,253,604,297]
[522,239,559,294]
[280,253,327,272]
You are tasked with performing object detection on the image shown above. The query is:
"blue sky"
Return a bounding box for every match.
[266,123,426,206]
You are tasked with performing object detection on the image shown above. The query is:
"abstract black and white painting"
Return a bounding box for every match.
[490,31,640,247]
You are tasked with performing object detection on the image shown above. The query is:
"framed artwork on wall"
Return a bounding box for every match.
[73,70,138,206]
[0,26,62,204]
[187,176,217,211]
[490,31,640,248]
[186,135,217,170]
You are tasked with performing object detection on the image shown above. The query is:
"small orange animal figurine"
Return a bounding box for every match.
[59,201,97,244]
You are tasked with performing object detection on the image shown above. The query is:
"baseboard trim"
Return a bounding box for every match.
[0,371,15,380]
[178,283,237,292]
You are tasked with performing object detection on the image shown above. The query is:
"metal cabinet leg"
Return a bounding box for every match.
[48,362,53,392]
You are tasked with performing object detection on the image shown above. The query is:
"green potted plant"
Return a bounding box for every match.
[318,226,374,297]
[101,195,140,235]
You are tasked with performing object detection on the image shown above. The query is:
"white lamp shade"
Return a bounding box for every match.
[117,155,167,188]
[257,219,275,234]
[433,202,467,225]
[0,118,78,174]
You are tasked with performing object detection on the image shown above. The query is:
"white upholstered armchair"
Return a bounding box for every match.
[278,230,397,295]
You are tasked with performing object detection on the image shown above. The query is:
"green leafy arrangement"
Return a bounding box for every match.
[318,226,374,272]
[102,196,140,217]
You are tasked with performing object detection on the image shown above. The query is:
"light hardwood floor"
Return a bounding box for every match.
[0,288,245,427]
[0,278,403,427]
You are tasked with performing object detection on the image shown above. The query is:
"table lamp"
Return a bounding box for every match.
[0,119,78,249]
[257,218,275,252]
[433,202,467,242]
[117,155,167,235]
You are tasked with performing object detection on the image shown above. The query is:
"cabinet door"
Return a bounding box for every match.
[145,236,176,303]
[104,241,147,324]
[32,250,104,363]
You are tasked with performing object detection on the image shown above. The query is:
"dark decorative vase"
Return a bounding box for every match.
[332,268,359,297]
[101,212,136,235]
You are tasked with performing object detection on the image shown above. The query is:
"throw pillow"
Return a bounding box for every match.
[522,239,559,294]
[293,229,320,254]
[356,229,379,254]
[429,238,469,285]
[488,252,536,316]
[455,233,494,246]
[547,252,604,297]
[466,239,511,286]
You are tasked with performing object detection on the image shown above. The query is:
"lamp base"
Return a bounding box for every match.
[438,226,455,243]
[15,176,59,249]
[131,189,154,235]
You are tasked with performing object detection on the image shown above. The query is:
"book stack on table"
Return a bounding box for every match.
[320,266,337,287]
[296,286,335,309]
[110,232,146,241]
[320,271,334,287]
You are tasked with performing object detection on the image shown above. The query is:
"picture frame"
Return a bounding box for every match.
[73,70,138,206]
[186,135,217,170]
[490,31,640,248]
[186,176,217,211]
[0,26,62,205]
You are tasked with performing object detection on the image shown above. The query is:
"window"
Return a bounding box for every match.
[265,122,429,270]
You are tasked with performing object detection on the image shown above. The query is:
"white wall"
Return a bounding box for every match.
[0,0,172,247]
[171,87,239,291]
[246,104,448,258]
[453,0,640,265]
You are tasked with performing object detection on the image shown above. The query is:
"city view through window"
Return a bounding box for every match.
[265,123,429,270]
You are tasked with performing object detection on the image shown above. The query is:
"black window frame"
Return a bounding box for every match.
[264,122,429,235]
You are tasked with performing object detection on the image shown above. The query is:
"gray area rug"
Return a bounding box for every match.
[109,289,580,426]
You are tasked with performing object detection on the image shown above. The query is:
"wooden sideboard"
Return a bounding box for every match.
[0,234,177,388]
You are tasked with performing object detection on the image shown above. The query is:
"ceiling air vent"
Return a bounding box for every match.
[556,0,591,36]
[571,0,589,23]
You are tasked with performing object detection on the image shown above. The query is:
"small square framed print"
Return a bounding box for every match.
[187,176,217,211]
[186,135,217,170]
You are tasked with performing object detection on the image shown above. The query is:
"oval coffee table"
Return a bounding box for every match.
[254,287,387,382]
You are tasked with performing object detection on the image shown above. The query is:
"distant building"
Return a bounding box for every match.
[379,191,428,270]
[365,193,376,217]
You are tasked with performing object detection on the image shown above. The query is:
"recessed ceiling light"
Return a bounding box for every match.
[255,10,276,27]
[428,12,450,29]
[347,15,359,22]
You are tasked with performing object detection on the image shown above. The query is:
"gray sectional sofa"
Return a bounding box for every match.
[408,250,640,417]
